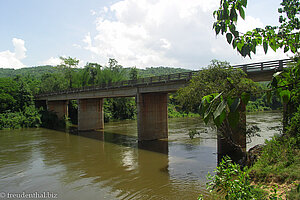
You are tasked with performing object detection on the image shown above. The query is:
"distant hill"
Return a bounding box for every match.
[0,66,58,78]
[0,65,191,79]
[138,66,191,77]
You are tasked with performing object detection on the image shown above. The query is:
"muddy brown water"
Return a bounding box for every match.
[0,111,281,199]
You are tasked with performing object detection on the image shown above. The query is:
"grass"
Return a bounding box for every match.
[249,135,300,184]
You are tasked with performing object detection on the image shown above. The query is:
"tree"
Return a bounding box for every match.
[59,56,79,88]
[129,67,139,80]
[213,0,299,57]
[84,62,101,85]
[39,73,68,93]
[213,0,300,132]
[177,60,258,161]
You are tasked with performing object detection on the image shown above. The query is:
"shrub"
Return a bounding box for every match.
[0,105,41,130]
[206,156,264,199]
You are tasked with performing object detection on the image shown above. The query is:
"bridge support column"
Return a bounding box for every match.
[137,93,168,141]
[47,100,68,119]
[217,103,246,162]
[78,98,104,131]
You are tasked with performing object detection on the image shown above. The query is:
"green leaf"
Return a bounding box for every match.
[237,43,243,51]
[271,76,278,88]
[228,110,239,128]
[238,7,245,19]
[230,97,240,112]
[227,96,234,107]
[213,100,227,120]
[214,110,226,127]
[263,41,268,54]
[211,92,223,103]
[204,102,213,122]
[284,46,290,53]
[226,33,233,44]
[280,90,290,104]
[270,39,277,52]
[241,45,250,57]
[215,25,221,35]
[266,91,272,104]
[230,6,237,22]
[202,94,213,103]
[241,0,247,7]
[199,100,208,116]
[241,92,250,105]
[232,39,237,49]
[233,30,239,38]
[273,71,282,77]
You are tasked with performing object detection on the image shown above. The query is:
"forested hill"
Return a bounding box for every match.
[0,66,57,78]
[137,66,191,77]
[0,65,191,79]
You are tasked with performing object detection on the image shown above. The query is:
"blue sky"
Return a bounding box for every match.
[0,0,290,69]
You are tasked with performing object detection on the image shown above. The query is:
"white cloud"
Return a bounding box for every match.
[90,9,97,16]
[72,43,82,48]
[237,16,264,33]
[41,57,62,66]
[0,38,27,69]
[82,0,289,69]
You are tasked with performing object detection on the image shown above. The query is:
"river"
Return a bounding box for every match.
[0,111,281,200]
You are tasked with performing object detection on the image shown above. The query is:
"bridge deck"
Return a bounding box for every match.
[35,59,293,100]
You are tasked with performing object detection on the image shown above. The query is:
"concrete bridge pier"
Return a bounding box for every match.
[47,100,69,119]
[78,98,104,131]
[137,93,168,141]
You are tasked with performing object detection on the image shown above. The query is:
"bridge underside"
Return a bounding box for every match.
[42,92,169,141]
[246,70,274,82]
[47,100,68,119]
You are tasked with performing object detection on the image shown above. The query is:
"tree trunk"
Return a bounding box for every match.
[217,102,246,164]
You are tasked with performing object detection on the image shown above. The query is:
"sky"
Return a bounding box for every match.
[0,0,292,70]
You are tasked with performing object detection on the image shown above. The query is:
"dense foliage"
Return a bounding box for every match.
[0,57,192,129]
[213,0,299,57]
[204,156,266,200]
[203,0,300,197]
[177,60,258,158]
[0,77,41,129]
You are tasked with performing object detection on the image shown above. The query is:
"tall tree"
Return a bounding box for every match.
[129,67,139,81]
[59,56,79,88]
[84,62,101,85]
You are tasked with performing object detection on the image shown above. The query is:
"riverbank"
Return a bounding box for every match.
[204,107,300,199]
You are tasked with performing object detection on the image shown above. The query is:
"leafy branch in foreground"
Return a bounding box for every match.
[213,0,300,57]
[267,54,300,131]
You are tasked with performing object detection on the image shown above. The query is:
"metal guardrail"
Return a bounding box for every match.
[233,58,291,72]
[36,58,293,98]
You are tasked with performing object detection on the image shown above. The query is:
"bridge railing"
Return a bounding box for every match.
[36,59,293,97]
[232,59,291,72]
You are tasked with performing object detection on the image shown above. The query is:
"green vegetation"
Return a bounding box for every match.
[250,135,300,183]
[203,156,267,200]
[213,0,299,57]
[246,82,282,112]
[0,57,193,129]
[177,60,258,161]
[0,77,41,129]
[199,0,300,198]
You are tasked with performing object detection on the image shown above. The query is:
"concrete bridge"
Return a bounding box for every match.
[35,59,292,142]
